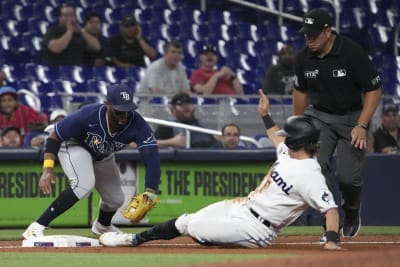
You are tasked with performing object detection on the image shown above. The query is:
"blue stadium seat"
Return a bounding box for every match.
[59,65,93,84]
[1,19,29,37]
[93,66,127,83]
[32,4,57,22]
[27,18,49,36]
[24,64,60,83]
[102,23,120,38]
[20,33,42,62]
[164,9,182,24]
[2,64,26,84]
[87,78,108,95]
[103,7,125,24]
[14,5,34,20]
[108,0,139,9]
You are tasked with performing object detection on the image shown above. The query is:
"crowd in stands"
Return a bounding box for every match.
[0,1,399,151]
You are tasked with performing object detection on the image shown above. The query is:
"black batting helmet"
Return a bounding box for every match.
[276,116,320,150]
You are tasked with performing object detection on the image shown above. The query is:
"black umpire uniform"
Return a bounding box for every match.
[292,8,382,238]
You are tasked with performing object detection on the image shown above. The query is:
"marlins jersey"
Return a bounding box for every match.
[247,142,337,229]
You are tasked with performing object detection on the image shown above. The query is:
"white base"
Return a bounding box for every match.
[22,235,100,247]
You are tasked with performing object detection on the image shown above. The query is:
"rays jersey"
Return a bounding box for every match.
[53,103,160,190]
[248,142,337,229]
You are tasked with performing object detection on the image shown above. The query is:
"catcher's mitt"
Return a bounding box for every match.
[122,192,159,224]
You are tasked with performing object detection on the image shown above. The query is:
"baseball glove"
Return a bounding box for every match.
[122,192,159,224]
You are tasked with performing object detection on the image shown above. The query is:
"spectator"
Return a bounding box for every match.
[0,71,7,86]
[213,123,243,149]
[138,40,190,95]
[262,44,296,95]
[373,103,399,153]
[292,8,382,241]
[29,109,68,148]
[82,12,111,66]
[0,86,47,144]
[41,5,101,66]
[190,45,244,95]
[109,14,157,68]
[0,126,22,148]
[155,92,217,148]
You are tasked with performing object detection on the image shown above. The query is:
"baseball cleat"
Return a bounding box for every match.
[319,231,327,246]
[99,232,135,247]
[342,208,361,239]
[91,219,122,236]
[22,222,46,240]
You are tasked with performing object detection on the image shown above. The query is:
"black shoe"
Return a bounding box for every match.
[342,208,361,239]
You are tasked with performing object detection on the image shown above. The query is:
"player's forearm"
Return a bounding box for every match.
[292,89,308,115]
[358,88,382,126]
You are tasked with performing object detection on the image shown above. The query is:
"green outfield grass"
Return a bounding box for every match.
[1,226,399,267]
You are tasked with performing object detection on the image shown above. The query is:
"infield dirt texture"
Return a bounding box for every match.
[1,235,400,267]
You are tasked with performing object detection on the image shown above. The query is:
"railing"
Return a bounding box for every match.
[203,0,341,32]
[144,117,262,148]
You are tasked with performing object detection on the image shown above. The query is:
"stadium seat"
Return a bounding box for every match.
[1,19,29,37]
[2,64,25,83]
[87,78,108,95]
[164,9,182,24]
[104,7,125,24]
[20,33,42,62]
[93,66,127,83]
[32,4,57,22]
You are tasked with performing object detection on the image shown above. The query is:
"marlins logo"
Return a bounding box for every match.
[321,191,332,204]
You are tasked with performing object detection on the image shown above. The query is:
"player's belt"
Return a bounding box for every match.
[249,208,271,227]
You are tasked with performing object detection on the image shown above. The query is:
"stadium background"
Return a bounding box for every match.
[0,0,399,138]
[0,0,399,227]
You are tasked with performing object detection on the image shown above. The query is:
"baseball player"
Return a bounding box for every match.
[99,90,342,250]
[22,84,161,239]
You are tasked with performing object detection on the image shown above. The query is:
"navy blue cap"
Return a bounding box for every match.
[106,84,137,111]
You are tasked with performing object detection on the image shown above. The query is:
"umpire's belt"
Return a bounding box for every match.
[250,208,270,227]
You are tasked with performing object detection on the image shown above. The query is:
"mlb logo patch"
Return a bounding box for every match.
[304,17,314,25]
[332,69,346,77]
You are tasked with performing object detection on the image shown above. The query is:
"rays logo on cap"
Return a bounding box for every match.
[120,91,131,101]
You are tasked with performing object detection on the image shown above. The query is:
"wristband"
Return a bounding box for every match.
[262,115,275,130]
[44,138,61,155]
[43,159,55,169]
[356,123,368,130]
[326,231,340,243]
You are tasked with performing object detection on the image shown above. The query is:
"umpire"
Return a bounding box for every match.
[292,8,382,240]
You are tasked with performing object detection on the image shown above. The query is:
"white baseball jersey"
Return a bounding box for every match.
[175,142,337,248]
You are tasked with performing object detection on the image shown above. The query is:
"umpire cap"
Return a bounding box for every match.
[299,8,332,37]
[276,116,320,150]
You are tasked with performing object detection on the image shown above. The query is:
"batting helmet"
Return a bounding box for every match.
[276,116,320,150]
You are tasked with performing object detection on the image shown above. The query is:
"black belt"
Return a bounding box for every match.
[313,105,361,115]
[250,208,270,227]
